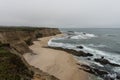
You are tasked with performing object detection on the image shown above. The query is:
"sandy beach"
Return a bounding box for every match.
[23,34,88,80]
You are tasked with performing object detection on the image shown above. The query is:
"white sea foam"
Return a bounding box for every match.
[48,37,120,67]
[48,38,75,49]
[48,38,107,57]
[83,45,120,65]
[114,67,120,73]
[91,61,104,67]
[70,32,97,39]
[81,45,107,56]
[49,38,108,56]
[87,44,107,48]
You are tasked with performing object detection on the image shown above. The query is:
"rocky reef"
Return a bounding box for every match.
[0,27,61,80]
[47,46,93,57]
[48,46,120,80]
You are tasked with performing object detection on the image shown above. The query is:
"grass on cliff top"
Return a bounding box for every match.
[0,26,55,31]
[0,44,33,80]
[0,27,40,31]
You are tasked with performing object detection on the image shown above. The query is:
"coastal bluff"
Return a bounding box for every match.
[0,27,61,80]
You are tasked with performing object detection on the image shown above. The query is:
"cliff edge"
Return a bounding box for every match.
[0,27,61,80]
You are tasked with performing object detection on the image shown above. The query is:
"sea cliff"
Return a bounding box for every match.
[0,27,61,80]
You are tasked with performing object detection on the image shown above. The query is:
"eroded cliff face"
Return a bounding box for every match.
[0,28,61,54]
[0,27,61,80]
[0,31,34,54]
[36,28,61,37]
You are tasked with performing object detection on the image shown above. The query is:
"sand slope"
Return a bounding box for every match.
[24,35,88,80]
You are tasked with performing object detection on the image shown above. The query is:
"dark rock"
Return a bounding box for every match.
[80,64,108,76]
[76,46,84,49]
[87,58,91,60]
[48,47,93,57]
[94,58,120,67]
[86,53,93,56]
[83,32,86,35]
[117,75,120,79]
[94,58,110,65]
[110,63,120,67]
[94,68,108,75]
[81,64,91,69]
[104,76,115,80]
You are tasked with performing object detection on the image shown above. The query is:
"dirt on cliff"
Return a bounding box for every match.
[0,27,61,54]
[0,27,61,80]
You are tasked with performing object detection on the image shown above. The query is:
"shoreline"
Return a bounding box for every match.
[23,34,88,80]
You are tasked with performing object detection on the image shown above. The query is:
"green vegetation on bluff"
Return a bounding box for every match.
[0,26,55,31]
[0,26,40,31]
[0,44,33,80]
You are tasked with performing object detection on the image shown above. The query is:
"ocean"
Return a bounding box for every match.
[48,28,120,80]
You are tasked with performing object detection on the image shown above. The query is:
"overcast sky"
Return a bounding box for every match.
[0,0,120,28]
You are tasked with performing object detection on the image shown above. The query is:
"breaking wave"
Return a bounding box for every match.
[87,44,107,48]
[48,37,120,72]
[66,32,97,39]
[48,31,120,80]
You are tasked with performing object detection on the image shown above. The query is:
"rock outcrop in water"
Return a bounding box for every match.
[76,46,84,49]
[48,45,120,80]
[79,64,108,76]
[0,27,61,80]
[79,63,120,80]
[94,58,120,67]
[48,47,93,57]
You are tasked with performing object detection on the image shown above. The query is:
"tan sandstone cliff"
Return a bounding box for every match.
[0,27,61,54]
[0,27,61,80]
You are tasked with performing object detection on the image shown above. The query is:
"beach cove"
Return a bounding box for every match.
[24,34,88,80]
